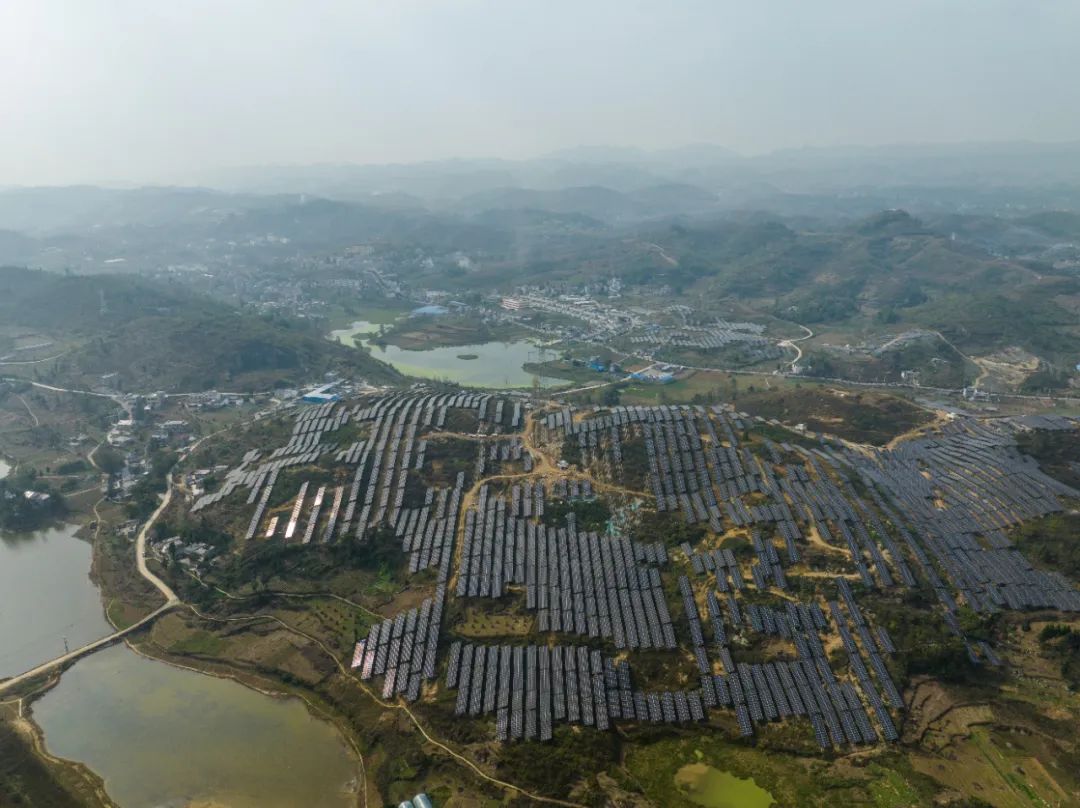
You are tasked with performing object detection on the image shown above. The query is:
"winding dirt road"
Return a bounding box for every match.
[0,427,198,694]
[778,323,814,373]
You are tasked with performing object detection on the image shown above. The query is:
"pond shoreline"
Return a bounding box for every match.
[5,693,120,808]
[330,320,564,389]
[29,642,364,808]
[2,522,365,808]
[120,638,367,802]
[0,524,114,681]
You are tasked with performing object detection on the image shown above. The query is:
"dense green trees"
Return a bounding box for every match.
[0,474,65,531]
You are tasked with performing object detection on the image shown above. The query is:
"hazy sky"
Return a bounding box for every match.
[2,0,1078,185]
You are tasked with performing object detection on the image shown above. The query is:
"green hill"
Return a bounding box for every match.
[0,268,398,392]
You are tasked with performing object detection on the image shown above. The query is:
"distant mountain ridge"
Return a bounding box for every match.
[198,140,1080,202]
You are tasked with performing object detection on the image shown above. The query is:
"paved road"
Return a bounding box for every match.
[130,422,230,609]
[579,339,1080,406]
[552,374,632,398]
[0,480,179,695]
[0,377,275,401]
[1,379,116,398]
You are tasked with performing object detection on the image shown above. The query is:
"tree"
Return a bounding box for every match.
[95,446,125,475]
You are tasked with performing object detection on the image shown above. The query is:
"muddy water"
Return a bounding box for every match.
[0,458,360,807]
[33,645,360,808]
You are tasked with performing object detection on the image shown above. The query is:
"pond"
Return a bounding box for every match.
[331,320,563,388]
[0,524,113,678]
[33,645,361,808]
[674,762,775,808]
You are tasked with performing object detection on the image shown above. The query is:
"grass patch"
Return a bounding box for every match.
[736,386,932,445]
[0,719,94,808]
[167,628,227,657]
[1011,513,1080,580]
[624,733,869,808]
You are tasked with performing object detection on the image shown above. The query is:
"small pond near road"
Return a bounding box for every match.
[674,762,776,808]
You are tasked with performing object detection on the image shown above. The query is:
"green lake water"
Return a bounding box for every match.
[330,320,562,388]
[674,762,775,808]
[328,320,381,348]
[33,645,360,808]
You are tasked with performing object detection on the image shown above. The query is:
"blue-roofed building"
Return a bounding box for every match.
[302,392,340,404]
[630,369,675,384]
[301,383,342,403]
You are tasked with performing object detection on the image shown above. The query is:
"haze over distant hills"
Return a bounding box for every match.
[2,140,1079,393]
[197,140,1080,204]
[2,141,1080,243]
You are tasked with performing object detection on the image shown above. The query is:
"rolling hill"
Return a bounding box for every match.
[0,268,398,392]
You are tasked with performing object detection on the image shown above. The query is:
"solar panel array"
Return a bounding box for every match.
[188,392,1080,748]
[456,486,674,649]
[627,322,781,364]
[475,436,532,476]
[356,585,447,701]
[842,417,1080,620]
[445,641,719,741]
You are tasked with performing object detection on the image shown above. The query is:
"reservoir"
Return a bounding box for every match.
[331,320,561,388]
[0,457,113,678]
[33,645,360,808]
[0,523,113,678]
[0,457,360,807]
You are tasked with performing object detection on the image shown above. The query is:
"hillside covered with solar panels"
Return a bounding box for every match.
[160,389,1080,803]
